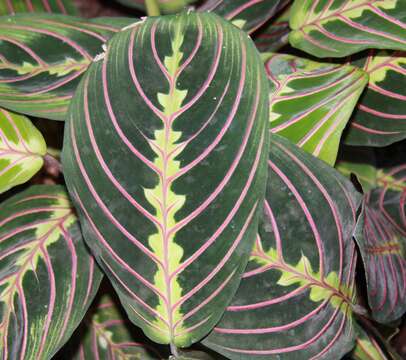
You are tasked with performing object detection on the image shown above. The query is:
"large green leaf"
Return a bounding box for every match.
[0,185,103,359]
[63,293,165,359]
[203,135,362,359]
[264,53,368,165]
[199,0,288,33]
[254,6,291,53]
[354,165,406,323]
[0,0,77,15]
[345,51,406,147]
[289,0,406,58]
[62,12,269,349]
[0,108,46,194]
[115,0,197,14]
[0,14,134,120]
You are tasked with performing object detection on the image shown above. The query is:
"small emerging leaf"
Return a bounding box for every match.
[0,108,46,194]
[264,53,368,165]
[289,0,406,58]
[0,185,103,359]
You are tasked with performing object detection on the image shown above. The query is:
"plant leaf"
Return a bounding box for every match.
[254,6,291,53]
[349,324,391,360]
[199,0,288,33]
[0,108,46,194]
[62,12,269,348]
[0,185,103,359]
[115,0,197,13]
[63,293,165,359]
[354,165,406,323]
[0,14,135,121]
[203,135,362,359]
[336,161,378,193]
[265,53,368,165]
[289,0,406,58]
[0,0,77,15]
[345,50,406,147]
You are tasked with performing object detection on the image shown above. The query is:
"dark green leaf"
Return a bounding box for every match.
[0,0,77,15]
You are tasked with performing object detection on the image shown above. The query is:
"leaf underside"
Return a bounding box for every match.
[0,14,135,120]
[0,185,103,360]
[354,165,406,323]
[62,12,269,348]
[203,135,361,360]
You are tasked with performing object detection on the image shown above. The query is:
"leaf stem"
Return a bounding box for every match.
[145,0,161,16]
[170,342,179,358]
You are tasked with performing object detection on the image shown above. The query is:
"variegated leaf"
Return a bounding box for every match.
[254,6,291,53]
[349,324,391,360]
[62,13,269,348]
[265,52,368,165]
[199,0,288,33]
[115,0,197,14]
[0,14,134,120]
[203,135,362,359]
[63,293,165,359]
[289,0,406,58]
[336,161,378,193]
[345,50,406,147]
[0,185,103,359]
[0,0,77,15]
[0,108,46,194]
[354,165,406,323]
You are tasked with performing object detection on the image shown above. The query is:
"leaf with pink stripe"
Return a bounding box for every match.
[265,53,368,165]
[199,0,288,34]
[289,0,406,58]
[62,293,165,359]
[115,0,197,14]
[203,135,362,359]
[0,185,103,359]
[345,50,406,147]
[61,12,269,350]
[354,165,406,323]
[0,107,46,194]
[0,14,135,120]
[0,0,77,15]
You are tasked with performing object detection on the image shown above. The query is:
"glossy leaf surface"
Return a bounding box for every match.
[0,0,77,15]
[254,6,290,53]
[64,293,165,359]
[199,0,287,33]
[265,53,368,165]
[289,0,406,58]
[0,14,134,120]
[354,165,406,323]
[345,51,406,147]
[0,185,103,359]
[62,13,269,347]
[0,108,46,194]
[204,135,361,359]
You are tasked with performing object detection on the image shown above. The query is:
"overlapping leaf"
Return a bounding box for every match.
[116,0,197,14]
[345,51,406,147]
[63,293,165,359]
[289,0,406,58]
[265,53,368,165]
[0,185,103,359]
[203,135,362,359]
[354,165,406,323]
[349,325,390,360]
[62,13,269,348]
[199,0,288,33]
[254,6,290,53]
[0,108,46,194]
[0,0,77,15]
[0,14,134,120]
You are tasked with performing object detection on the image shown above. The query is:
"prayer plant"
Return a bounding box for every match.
[0,0,405,359]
